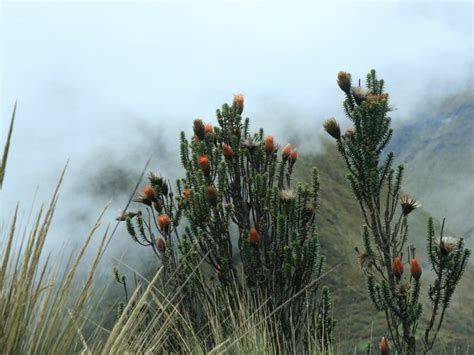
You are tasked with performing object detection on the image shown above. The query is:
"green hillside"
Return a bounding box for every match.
[295,141,473,352]
[390,91,474,243]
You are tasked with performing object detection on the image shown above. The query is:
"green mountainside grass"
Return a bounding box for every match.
[295,123,473,352]
[390,91,474,242]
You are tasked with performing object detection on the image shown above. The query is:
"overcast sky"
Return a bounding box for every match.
[1,1,473,258]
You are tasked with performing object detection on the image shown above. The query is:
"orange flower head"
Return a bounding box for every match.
[282,144,292,160]
[205,123,214,134]
[410,257,422,281]
[222,143,234,159]
[379,336,389,355]
[264,135,275,154]
[290,149,298,162]
[392,256,404,278]
[158,214,171,232]
[156,238,166,252]
[143,185,156,201]
[249,227,260,246]
[205,185,218,206]
[197,154,210,173]
[233,93,244,114]
[182,188,192,200]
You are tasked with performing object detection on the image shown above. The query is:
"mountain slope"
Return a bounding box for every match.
[390,91,474,243]
[296,141,473,352]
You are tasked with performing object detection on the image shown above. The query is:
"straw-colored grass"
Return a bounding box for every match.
[0,164,109,354]
[0,167,339,354]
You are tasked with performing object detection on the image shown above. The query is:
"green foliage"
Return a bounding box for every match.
[424,217,471,349]
[327,69,471,354]
[316,287,336,351]
[122,96,333,350]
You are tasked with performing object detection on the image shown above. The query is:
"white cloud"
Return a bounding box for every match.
[1,1,472,252]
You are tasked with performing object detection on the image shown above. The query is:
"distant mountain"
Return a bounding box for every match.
[390,91,474,244]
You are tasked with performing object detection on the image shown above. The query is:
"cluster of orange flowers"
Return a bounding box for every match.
[138,94,301,263]
[367,93,389,103]
[391,256,422,281]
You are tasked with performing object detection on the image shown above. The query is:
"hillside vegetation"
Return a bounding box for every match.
[390,91,474,242]
[1,88,472,354]
[296,142,473,352]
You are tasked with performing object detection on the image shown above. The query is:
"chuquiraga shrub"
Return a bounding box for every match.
[324,69,471,354]
[119,95,335,351]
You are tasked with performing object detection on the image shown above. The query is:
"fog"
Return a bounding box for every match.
[1,1,473,264]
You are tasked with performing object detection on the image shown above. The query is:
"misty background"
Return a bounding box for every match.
[1,1,473,269]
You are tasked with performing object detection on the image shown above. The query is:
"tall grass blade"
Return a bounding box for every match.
[1,101,17,188]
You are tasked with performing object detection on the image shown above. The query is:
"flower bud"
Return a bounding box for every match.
[264,135,275,154]
[193,119,206,140]
[222,143,234,159]
[395,280,410,297]
[400,195,421,216]
[143,185,156,201]
[197,154,210,173]
[205,123,214,135]
[156,238,166,252]
[351,86,369,105]
[249,227,260,246]
[323,118,341,140]
[158,214,171,232]
[233,93,244,114]
[367,93,390,103]
[290,149,298,163]
[379,336,389,355]
[205,185,218,206]
[439,236,459,254]
[337,71,352,94]
[344,127,355,139]
[182,188,192,200]
[280,189,295,202]
[410,257,422,281]
[133,193,152,206]
[282,144,292,160]
[148,172,164,186]
[392,256,404,279]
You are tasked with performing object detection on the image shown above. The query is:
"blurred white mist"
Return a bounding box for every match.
[1,1,472,262]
